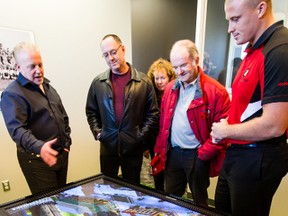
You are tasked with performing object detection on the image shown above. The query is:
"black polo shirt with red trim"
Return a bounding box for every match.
[229,21,288,144]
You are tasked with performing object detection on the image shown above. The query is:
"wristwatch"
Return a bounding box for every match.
[97,133,101,140]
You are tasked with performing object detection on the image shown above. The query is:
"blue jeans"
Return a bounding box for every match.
[17,150,69,194]
[165,147,210,206]
[215,142,288,216]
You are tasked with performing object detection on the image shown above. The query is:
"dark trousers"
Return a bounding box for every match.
[17,150,69,195]
[165,147,210,206]
[215,143,288,216]
[153,172,165,191]
[100,154,143,185]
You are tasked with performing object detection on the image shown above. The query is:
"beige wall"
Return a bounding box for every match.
[0,0,132,204]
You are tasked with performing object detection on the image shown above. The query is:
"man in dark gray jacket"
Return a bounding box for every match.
[86,34,159,184]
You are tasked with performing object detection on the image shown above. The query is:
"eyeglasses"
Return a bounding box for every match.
[102,45,122,58]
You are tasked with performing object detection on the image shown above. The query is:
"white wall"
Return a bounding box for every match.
[0,0,132,204]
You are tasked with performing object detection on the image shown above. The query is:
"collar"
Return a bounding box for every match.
[246,20,284,51]
[17,72,50,87]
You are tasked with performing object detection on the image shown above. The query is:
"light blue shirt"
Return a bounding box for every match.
[171,79,200,149]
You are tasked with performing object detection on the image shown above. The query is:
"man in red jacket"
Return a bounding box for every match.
[152,39,230,206]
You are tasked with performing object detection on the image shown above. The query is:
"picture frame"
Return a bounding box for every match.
[0,27,34,111]
[0,26,35,110]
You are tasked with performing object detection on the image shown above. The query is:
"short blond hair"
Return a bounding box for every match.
[147,58,176,84]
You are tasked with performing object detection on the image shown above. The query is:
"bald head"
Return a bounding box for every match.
[225,0,272,11]
[170,39,199,61]
[225,0,275,45]
[169,40,200,87]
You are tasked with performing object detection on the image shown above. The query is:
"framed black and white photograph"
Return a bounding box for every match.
[0,27,35,92]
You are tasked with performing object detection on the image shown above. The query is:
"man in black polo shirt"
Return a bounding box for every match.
[211,0,288,215]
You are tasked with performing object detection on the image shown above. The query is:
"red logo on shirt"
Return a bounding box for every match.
[278,82,288,86]
[240,69,249,82]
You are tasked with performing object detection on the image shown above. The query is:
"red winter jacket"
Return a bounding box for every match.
[153,68,230,177]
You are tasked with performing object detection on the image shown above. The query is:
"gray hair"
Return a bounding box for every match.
[170,39,199,59]
[13,41,40,63]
